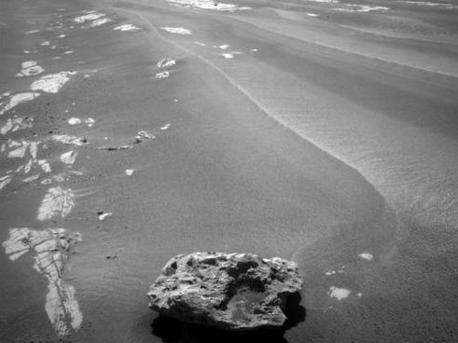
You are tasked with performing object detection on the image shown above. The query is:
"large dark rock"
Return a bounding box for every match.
[147,252,302,331]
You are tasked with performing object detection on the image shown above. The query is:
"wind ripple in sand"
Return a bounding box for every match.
[0,174,13,190]
[41,170,83,185]
[37,187,75,221]
[2,228,82,337]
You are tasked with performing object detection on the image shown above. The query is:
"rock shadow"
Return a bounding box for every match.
[151,292,306,343]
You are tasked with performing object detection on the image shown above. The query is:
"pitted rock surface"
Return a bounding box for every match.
[148,252,302,330]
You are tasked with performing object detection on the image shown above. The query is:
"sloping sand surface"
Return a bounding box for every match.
[1,0,457,342]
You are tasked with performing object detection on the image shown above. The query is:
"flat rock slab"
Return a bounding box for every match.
[148,252,302,330]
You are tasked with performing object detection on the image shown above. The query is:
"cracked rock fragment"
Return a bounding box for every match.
[148,252,302,330]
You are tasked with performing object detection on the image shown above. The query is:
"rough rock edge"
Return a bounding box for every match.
[148,251,302,331]
[2,228,83,336]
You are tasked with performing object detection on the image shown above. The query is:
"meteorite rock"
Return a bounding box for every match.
[147,252,302,330]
